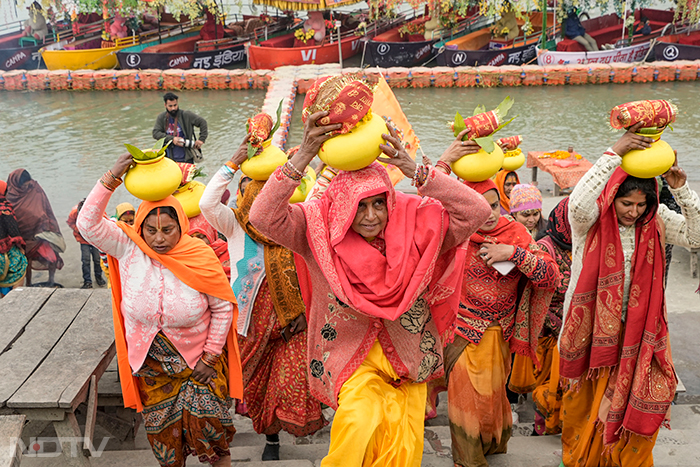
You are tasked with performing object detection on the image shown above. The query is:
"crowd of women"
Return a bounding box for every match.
[1,85,697,467]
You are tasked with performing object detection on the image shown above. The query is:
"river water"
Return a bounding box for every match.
[1,83,699,283]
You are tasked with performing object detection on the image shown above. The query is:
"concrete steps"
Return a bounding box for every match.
[20,404,700,466]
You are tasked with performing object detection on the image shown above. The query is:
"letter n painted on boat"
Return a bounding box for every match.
[301,49,317,62]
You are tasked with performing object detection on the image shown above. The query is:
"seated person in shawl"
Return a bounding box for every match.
[24,2,48,41]
[198,114,325,461]
[0,189,27,297]
[443,178,559,467]
[5,169,65,287]
[77,154,242,467]
[559,100,700,467]
[248,75,492,466]
[531,198,572,437]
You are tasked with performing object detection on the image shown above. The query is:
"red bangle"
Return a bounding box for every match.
[435,160,452,175]
[200,352,220,369]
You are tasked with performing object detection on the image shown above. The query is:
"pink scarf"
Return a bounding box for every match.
[299,163,466,336]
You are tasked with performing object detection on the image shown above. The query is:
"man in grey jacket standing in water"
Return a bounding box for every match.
[153,92,208,163]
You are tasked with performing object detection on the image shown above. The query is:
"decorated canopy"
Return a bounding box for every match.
[251,0,363,11]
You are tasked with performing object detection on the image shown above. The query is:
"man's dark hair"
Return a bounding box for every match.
[163,92,179,103]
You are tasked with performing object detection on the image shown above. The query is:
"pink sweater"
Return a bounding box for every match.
[77,183,233,373]
[249,167,490,407]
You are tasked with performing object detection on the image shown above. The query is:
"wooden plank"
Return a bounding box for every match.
[52,412,89,467]
[0,288,54,356]
[0,414,25,467]
[0,289,91,407]
[7,290,113,409]
[82,376,97,457]
[69,345,115,412]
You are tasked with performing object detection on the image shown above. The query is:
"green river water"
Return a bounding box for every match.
[1,81,699,222]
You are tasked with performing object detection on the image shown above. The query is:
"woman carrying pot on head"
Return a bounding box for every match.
[197,134,325,461]
[559,122,700,467]
[248,106,491,465]
[442,177,560,467]
[5,169,65,287]
[531,197,573,436]
[494,169,520,215]
[77,154,242,467]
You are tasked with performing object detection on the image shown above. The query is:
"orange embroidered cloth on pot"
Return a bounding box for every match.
[298,162,466,336]
[248,112,273,147]
[609,99,677,130]
[497,135,522,151]
[301,75,374,136]
[559,167,675,444]
[107,196,242,411]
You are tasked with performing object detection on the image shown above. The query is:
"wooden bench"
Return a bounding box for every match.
[0,415,25,467]
[0,288,115,466]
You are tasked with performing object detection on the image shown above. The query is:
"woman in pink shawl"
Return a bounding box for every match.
[248,109,491,466]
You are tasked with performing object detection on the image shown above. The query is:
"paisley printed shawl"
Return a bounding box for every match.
[468,216,553,366]
[299,162,467,337]
[559,167,675,444]
[234,180,305,329]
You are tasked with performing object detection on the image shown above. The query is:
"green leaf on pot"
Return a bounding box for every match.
[495,96,514,118]
[637,126,659,134]
[474,136,495,153]
[153,137,165,151]
[247,142,256,160]
[494,116,516,134]
[157,140,172,157]
[269,99,284,140]
[298,176,308,193]
[472,104,486,116]
[124,143,146,160]
[454,111,467,139]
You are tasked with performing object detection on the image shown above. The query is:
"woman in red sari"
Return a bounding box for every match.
[445,178,559,467]
[5,169,65,286]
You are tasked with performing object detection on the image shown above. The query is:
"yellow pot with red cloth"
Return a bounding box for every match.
[502,148,525,171]
[173,180,206,218]
[289,167,317,203]
[124,154,182,202]
[453,146,505,182]
[241,140,288,181]
[319,112,388,171]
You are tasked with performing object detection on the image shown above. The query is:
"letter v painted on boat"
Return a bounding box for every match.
[301,49,317,62]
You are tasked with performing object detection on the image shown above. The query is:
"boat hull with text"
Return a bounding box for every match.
[652,29,700,61]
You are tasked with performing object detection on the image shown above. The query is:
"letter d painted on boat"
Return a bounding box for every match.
[301,49,317,62]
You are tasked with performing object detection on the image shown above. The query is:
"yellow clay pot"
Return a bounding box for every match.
[289,167,317,204]
[319,113,388,171]
[173,180,206,218]
[502,148,525,171]
[453,145,505,182]
[124,154,182,202]
[621,131,675,179]
[241,140,288,181]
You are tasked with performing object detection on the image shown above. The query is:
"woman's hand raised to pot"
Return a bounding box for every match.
[611,121,654,157]
[439,129,481,165]
[230,134,251,167]
[378,124,416,177]
[663,151,686,189]
[111,153,134,179]
[291,111,342,172]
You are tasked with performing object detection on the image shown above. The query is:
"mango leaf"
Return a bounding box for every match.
[192,167,207,179]
[269,100,284,139]
[493,116,516,134]
[638,126,659,134]
[247,142,256,160]
[474,136,496,153]
[153,137,165,152]
[124,143,146,160]
[495,96,514,118]
[472,104,486,116]
[298,176,308,193]
[156,140,172,157]
[453,112,467,139]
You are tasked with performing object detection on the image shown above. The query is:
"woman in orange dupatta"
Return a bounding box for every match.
[77,154,242,467]
[493,169,520,215]
[559,114,700,467]
[445,178,559,467]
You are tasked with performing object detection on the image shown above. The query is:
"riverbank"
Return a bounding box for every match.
[2,60,700,92]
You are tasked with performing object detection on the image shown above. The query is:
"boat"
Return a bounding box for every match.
[0,17,102,71]
[652,29,700,62]
[117,15,293,70]
[247,14,396,70]
[434,11,554,67]
[365,8,483,68]
[536,8,675,65]
[41,18,201,71]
